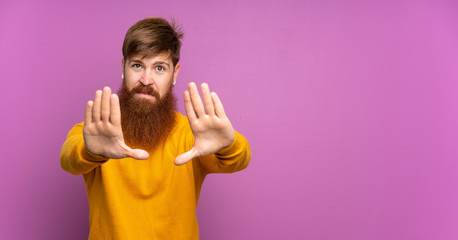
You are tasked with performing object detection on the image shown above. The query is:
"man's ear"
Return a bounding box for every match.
[173,63,181,85]
[121,58,125,79]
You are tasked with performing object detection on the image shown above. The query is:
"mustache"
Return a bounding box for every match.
[130,85,160,98]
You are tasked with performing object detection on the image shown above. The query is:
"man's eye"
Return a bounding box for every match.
[132,64,141,69]
[156,66,164,72]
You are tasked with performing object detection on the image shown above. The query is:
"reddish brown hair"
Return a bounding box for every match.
[122,17,183,66]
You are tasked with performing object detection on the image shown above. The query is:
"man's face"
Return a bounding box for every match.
[122,52,180,103]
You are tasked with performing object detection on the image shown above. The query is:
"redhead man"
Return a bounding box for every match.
[60,17,251,240]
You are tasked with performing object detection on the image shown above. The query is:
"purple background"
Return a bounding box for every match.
[1,0,457,239]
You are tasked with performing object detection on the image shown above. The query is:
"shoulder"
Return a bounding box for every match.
[66,121,85,137]
[175,112,187,122]
[174,112,190,129]
[168,112,192,137]
[167,112,194,148]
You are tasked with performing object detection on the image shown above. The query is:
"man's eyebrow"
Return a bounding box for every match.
[129,59,143,64]
[153,61,170,68]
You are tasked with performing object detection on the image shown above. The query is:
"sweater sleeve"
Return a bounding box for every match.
[197,131,251,174]
[60,122,109,175]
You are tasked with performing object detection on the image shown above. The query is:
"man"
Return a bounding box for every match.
[60,17,251,239]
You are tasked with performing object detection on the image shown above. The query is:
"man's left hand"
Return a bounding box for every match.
[174,82,235,165]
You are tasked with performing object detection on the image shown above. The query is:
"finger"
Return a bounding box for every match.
[188,82,205,117]
[129,148,150,160]
[174,147,198,166]
[110,94,121,126]
[211,92,227,118]
[100,87,111,122]
[201,83,215,115]
[84,101,94,125]
[116,139,149,160]
[184,90,197,121]
[92,90,102,122]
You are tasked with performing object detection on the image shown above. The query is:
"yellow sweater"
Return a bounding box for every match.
[60,112,251,240]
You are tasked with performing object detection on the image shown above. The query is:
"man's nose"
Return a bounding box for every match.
[140,69,154,86]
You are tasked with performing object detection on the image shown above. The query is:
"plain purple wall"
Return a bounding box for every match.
[1,0,457,239]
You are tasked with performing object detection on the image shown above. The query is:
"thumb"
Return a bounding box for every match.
[174,147,198,166]
[128,148,150,160]
[116,138,149,160]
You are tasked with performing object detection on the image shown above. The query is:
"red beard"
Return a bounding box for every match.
[118,82,177,152]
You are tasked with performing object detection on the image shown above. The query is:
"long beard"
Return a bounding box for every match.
[118,82,177,152]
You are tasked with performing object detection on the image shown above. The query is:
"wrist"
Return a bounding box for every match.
[82,143,109,162]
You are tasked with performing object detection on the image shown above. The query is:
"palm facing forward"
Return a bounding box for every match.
[83,87,149,160]
[174,82,235,165]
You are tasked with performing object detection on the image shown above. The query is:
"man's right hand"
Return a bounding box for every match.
[83,86,149,160]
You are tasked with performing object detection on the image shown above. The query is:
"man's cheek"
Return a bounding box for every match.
[126,82,137,92]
